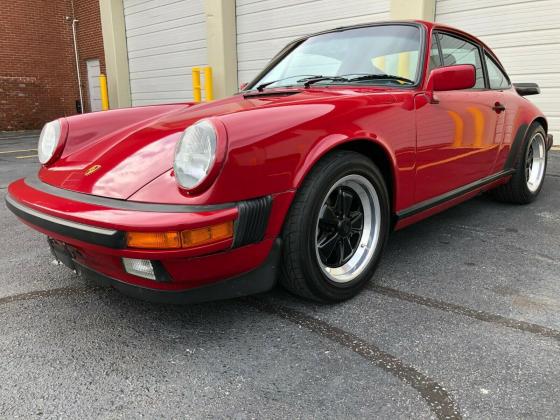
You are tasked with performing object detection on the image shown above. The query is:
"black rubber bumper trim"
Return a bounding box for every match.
[6,194,126,248]
[24,175,235,213]
[75,238,282,304]
[234,196,273,247]
[7,184,274,250]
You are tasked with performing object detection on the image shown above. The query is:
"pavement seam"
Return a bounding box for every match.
[245,296,462,420]
[369,285,560,342]
[0,286,103,307]
[446,224,559,264]
[0,285,464,418]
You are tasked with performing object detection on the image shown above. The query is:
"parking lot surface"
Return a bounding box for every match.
[1,131,559,419]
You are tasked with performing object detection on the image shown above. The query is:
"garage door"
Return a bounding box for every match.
[86,59,102,112]
[436,0,560,142]
[236,0,391,86]
[123,0,207,106]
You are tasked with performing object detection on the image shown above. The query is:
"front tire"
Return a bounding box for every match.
[280,151,390,302]
[490,123,547,204]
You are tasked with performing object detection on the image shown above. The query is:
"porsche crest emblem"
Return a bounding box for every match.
[84,164,101,176]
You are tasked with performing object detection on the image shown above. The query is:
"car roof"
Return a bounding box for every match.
[298,20,502,68]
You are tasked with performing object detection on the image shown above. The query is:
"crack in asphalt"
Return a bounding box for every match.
[1,284,463,418]
[4,281,560,418]
[447,224,560,265]
[0,286,103,307]
[369,285,560,342]
[5,283,558,343]
[244,296,462,420]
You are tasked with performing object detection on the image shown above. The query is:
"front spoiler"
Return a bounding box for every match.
[73,238,282,304]
[547,134,554,151]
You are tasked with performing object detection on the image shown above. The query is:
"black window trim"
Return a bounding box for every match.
[434,33,444,67]
[482,49,512,90]
[431,30,489,91]
[427,33,443,72]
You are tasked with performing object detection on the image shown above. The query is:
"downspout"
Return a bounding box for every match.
[71,18,84,114]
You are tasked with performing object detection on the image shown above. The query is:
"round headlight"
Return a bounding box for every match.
[38,120,62,164]
[174,119,217,190]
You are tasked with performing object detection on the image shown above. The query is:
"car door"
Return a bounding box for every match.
[483,51,515,173]
[414,32,504,203]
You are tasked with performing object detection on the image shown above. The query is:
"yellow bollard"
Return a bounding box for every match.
[397,52,410,80]
[99,74,109,111]
[373,55,386,72]
[204,66,213,102]
[192,67,202,103]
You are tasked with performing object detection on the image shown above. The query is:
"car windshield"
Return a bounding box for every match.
[249,24,423,90]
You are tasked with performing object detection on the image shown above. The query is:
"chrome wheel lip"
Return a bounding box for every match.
[526,132,546,193]
[314,174,381,284]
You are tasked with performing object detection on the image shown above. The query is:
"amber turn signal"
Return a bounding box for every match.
[126,221,234,249]
[181,221,234,248]
[126,231,181,249]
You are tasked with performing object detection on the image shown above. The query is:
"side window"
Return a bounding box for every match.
[437,33,485,88]
[429,34,441,72]
[485,53,510,89]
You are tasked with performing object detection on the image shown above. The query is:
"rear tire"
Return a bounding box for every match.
[490,124,547,204]
[280,151,390,302]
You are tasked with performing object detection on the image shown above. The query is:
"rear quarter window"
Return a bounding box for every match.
[485,53,511,89]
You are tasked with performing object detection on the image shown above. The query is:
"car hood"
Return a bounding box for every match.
[39,88,396,199]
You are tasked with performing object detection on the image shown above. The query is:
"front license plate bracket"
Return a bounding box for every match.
[47,238,76,271]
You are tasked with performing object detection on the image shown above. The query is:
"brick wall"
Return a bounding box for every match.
[0,0,105,131]
[74,0,106,115]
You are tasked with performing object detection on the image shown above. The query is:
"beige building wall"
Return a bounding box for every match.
[390,0,436,20]
[205,0,239,98]
[99,0,131,108]
[99,0,436,104]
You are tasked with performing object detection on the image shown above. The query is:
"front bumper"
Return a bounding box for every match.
[6,176,293,301]
[56,238,282,304]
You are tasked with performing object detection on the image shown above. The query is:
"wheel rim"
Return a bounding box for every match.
[525,132,546,193]
[315,174,381,284]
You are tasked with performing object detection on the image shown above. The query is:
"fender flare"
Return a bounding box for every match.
[504,115,548,170]
[293,134,399,199]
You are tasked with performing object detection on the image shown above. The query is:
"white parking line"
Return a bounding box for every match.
[15,155,37,159]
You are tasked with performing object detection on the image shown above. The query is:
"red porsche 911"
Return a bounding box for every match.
[6,21,553,303]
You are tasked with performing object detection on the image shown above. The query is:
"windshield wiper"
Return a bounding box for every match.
[346,74,415,85]
[256,75,321,92]
[255,72,412,92]
[300,76,350,88]
[300,74,415,88]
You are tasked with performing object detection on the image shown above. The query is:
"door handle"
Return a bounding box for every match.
[492,102,506,113]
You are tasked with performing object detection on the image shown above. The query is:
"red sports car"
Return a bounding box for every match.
[6,21,553,303]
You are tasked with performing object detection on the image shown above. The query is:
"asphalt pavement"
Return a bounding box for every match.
[1,131,559,419]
